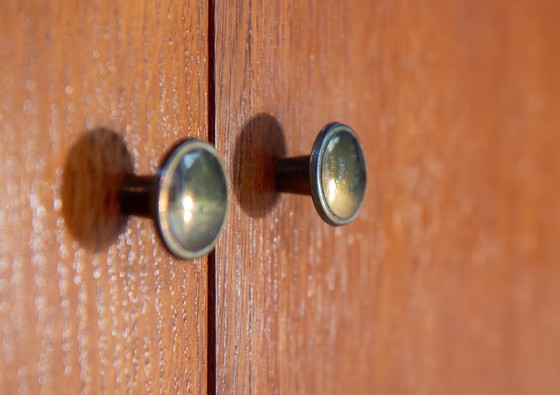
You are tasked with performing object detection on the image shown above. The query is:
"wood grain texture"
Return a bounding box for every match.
[214,0,560,393]
[0,0,209,392]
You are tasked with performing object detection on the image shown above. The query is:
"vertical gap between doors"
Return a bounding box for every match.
[206,0,217,393]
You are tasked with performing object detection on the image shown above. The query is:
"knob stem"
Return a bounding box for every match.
[275,155,311,195]
[120,175,158,218]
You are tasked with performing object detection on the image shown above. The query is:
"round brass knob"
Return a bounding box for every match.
[120,140,230,259]
[275,122,366,226]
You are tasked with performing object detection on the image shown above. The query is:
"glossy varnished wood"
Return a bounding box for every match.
[214,0,560,393]
[0,0,209,392]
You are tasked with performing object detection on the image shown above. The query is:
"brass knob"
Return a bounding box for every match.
[120,140,230,259]
[275,122,366,226]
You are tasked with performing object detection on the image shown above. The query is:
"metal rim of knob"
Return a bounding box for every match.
[120,139,230,260]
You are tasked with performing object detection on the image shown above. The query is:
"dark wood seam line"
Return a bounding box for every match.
[206,0,217,392]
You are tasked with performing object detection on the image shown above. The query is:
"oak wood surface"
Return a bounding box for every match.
[0,0,209,392]
[214,0,560,393]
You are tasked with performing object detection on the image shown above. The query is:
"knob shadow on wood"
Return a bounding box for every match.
[61,128,133,251]
[233,113,286,218]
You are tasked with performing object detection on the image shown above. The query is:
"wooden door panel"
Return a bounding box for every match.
[0,0,209,392]
[215,0,560,393]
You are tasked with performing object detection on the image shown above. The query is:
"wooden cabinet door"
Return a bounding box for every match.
[0,1,209,392]
[3,0,560,394]
[214,0,560,393]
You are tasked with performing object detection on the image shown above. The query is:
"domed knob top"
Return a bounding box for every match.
[310,123,366,226]
[157,140,230,259]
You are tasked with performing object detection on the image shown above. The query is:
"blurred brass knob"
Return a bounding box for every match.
[120,140,230,259]
[275,122,366,226]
